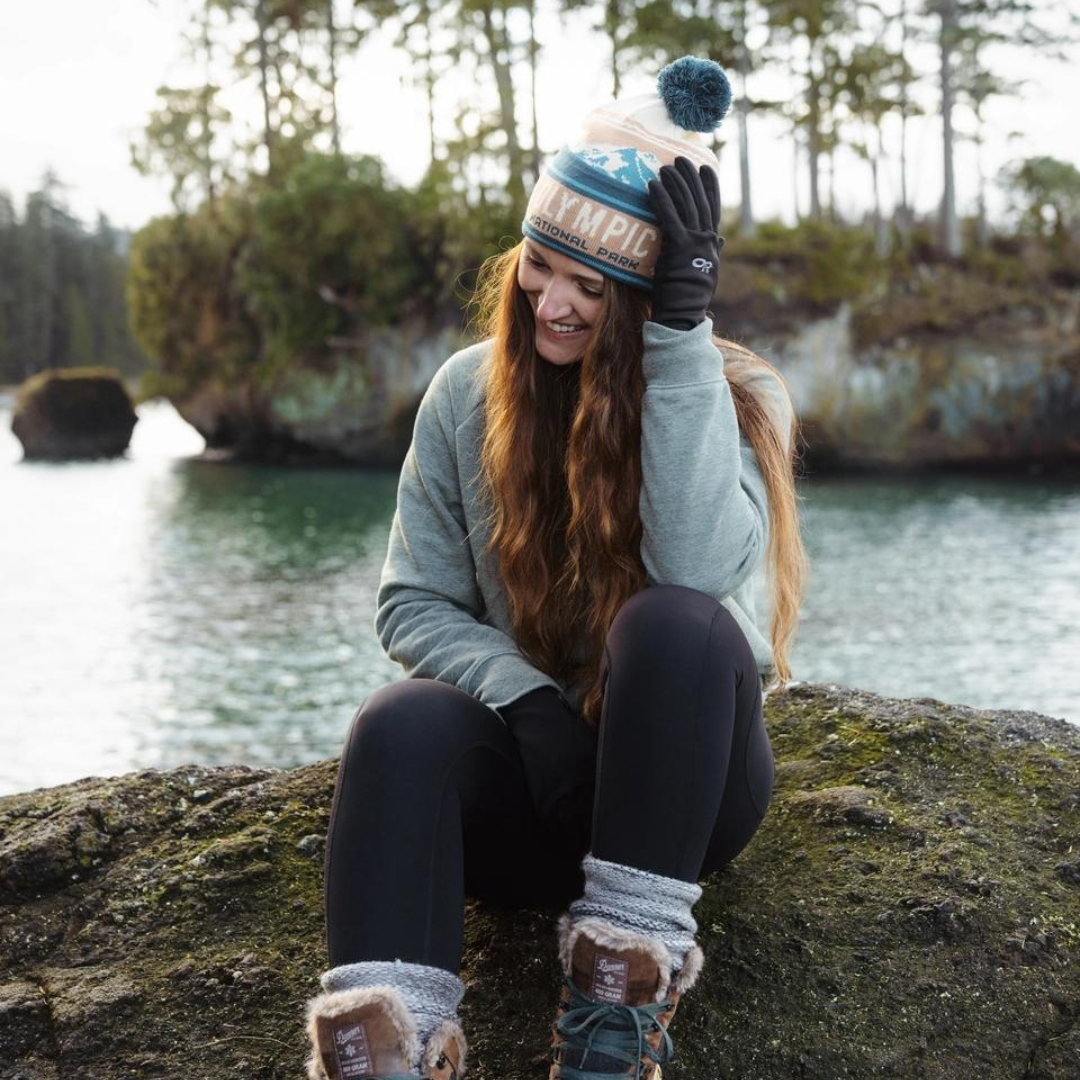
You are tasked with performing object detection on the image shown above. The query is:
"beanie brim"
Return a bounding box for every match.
[521,149,659,291]
[520,223,653,291]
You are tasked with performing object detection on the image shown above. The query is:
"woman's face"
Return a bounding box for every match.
[517,240,605,365]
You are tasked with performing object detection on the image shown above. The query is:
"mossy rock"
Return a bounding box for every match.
[1,683,1078,1078]
[11,368,137,461]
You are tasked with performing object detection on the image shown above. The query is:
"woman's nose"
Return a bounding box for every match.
[536,279,575,321]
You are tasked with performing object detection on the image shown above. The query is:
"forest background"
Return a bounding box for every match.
[1,0,1079,391]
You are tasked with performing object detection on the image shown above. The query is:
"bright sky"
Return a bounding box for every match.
[1,0,1076,233]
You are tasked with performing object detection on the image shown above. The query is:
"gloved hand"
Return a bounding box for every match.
[497,685,597,848]
[647,155,726,331]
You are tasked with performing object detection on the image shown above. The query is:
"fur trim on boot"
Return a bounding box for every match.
[557,912,707,1000]
[670,941,704,994]
[306,985,419,1080]
[306,989,470,1080]
[305,984,467,1080]
[421,1016,468,1078]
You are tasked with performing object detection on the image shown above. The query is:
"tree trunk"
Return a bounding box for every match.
[897,102,910,233]
[606,0,621,97]
[327,0,341,155]
[973,99,989,248]
[200,2,217,204]
[806,53,822,220]
[827,141,837,222]
[479,2,527,207]
[255,0,276,170]
[970,42,988,249]
[422,0,437,163]
[734,0,755,237]
[896,0,911,235]
[792,126,802,222]
[872,128,889,258]
[528,0,541,183]
[938,0,962,256]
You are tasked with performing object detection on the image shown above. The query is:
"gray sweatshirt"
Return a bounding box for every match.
[374,318,793,714]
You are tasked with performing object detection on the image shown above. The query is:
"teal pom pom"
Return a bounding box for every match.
[657,56,732,132]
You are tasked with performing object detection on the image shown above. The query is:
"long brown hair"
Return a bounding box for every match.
[468,239,808,727]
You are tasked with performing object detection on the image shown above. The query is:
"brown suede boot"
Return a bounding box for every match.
[548,915,703,1080]
[306,985,467,1080]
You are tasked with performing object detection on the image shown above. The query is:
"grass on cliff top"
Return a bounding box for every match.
[718,218,1080,351]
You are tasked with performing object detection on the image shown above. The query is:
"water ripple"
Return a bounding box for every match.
[2,400,1078,795]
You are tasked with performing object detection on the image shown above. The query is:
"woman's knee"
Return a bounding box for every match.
[607,584,750,672]
[340,678,494,777]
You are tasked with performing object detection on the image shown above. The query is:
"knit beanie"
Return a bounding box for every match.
[521,56,733,291]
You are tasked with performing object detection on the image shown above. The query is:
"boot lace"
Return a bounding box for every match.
[363,1061,456,1080]
[551,975,675,1080]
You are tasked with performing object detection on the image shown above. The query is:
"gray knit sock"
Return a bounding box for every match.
[567,853,702,970]
[320,960,464,1048]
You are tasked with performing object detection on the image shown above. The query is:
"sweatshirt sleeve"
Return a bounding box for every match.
[374,357,561,711]
[638,318,769,599]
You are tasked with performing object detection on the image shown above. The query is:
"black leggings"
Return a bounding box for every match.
[324,584,775,974]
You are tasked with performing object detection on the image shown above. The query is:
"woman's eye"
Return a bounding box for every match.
[526,253,600,297]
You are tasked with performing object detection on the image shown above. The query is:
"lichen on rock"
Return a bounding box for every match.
[1,683,1078,1078]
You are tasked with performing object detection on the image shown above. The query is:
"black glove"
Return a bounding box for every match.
[496,685,597,847]
[647,156,726,331]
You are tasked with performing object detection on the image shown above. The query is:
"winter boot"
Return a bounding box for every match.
[548,914,703,1080]
[306,984,467,1080]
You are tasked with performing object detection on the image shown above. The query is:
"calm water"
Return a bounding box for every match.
[2,399,1078,796]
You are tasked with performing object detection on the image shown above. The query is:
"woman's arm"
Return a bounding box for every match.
[374,357,562,712]
[639,158,769,600]
[637,317,769,599]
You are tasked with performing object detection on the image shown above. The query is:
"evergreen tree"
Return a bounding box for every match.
[837,37,914,254]
[921,0,1078,257]
[0,177,149,385]
[758,0,861,222]
[1000,155,1080,241]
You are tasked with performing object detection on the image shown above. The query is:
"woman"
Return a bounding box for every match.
[306,57,807,1080]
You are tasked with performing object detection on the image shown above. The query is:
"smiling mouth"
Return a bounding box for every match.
[543,320,586,335]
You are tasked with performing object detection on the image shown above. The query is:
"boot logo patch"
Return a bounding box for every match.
[591,954,630,1003]
[332,1020,374,1078]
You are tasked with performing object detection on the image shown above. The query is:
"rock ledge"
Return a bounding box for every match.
[1,683,1078,1079]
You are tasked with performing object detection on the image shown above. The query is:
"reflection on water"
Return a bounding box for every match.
[134,457,398,776]
[1,401,400,794]
[1,399,1078,796]
[791,473,1080,722]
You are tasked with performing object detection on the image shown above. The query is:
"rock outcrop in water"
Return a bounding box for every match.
[772,299,1080,471]
[170,324,465,466]
[11,369,137,462]
[712,260,1080,471]
[2,682,1078,1078]
[164,294,1080,471]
